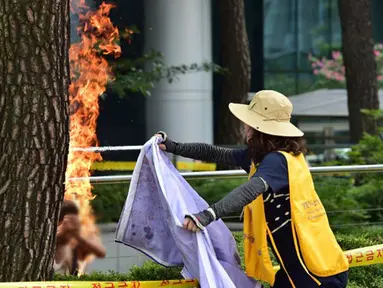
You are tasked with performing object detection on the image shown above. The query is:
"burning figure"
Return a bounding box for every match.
[54,200,106,275]
[64,1,122,273]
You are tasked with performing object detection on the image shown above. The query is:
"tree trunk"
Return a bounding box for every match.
[216,0,251,145]
[0,0,70,281]
[338,0,379,143]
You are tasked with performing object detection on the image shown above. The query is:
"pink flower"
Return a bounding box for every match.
[314,60,324,68]
[333,72,345,82]
[307,44,383,84]
[332,51,341,60]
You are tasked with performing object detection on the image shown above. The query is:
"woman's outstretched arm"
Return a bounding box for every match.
[158,131,248,167]
[184,176,269,230]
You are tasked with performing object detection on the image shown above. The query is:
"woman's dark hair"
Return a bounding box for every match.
[248,129,306,163]
[59,200,79,222]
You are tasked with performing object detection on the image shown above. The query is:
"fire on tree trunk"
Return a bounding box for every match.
[0,0,70,281]
[216,0,251,145]
[338,0,379,143]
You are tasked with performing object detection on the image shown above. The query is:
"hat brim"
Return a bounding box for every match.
[229,103,304,137]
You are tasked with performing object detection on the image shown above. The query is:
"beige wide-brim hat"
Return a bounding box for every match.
[229,90,304,137]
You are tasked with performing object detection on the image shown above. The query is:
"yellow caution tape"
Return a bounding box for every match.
[0,280,198,288]
[272,244,383,271]
[91,161,137,171]
[345,244,383,267]
[175,162,216,171]
[91,161,216,172]
[2,246,381,287]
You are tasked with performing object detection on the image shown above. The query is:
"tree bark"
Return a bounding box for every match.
[216,0,251,145]
[338,0,379,143]
[0,0,70,281]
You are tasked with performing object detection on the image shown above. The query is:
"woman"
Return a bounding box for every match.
[157,90,349,288]
[55,200,106,275]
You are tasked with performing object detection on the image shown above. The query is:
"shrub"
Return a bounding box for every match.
[189,178,246,205]
[313,176,369,225]
[92,183,127,223]
[54,262,183,281]
[346,132,383,223]
[127,262,182,281]
[335,227,383,288]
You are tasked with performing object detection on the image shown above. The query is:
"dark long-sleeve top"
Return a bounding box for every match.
[163,139,268,219]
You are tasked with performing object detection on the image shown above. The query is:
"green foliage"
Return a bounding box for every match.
[54,271,131,281]
[92,184,127,223]
[313,176,369,225]
[340,117,383,223]
[189,179,246,206]
[55,229,383,287]
[54,262,182,281]
[110,49,224,97]
[348,133,383,165]
[127,262,182,281]
[336,227,383,288]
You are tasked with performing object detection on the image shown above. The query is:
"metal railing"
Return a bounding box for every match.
[71,145,143,152]
[67,164,383,184]
[71,143,354,152]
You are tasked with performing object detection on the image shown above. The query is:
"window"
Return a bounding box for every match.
[264,0,342,95]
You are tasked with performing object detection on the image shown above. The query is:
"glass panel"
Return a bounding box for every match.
[264,0,297,71]
[298,73,316,94]
[297,0,331,70]
[264,72,298,96]
[330,0,342,50]
[371,0,383,43]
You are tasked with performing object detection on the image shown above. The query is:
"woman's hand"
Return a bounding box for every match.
[183,209,216,232]
[155,134,167,151]
[155,131,168,151]
[183,217,200,233]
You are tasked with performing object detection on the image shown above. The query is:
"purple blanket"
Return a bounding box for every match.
[115,137,260,288]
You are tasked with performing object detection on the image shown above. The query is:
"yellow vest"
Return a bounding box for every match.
[243,151,349,287]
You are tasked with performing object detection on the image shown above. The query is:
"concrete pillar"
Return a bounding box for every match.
[144,0,213,146]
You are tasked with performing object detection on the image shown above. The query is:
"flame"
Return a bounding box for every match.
[65,0,121,273]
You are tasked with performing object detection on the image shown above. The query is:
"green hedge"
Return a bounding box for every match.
[56,228,383,287]
[54,262,182,281]
[92,176,366,225]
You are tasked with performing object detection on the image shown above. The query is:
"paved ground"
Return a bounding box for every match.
[87,223,149,273]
